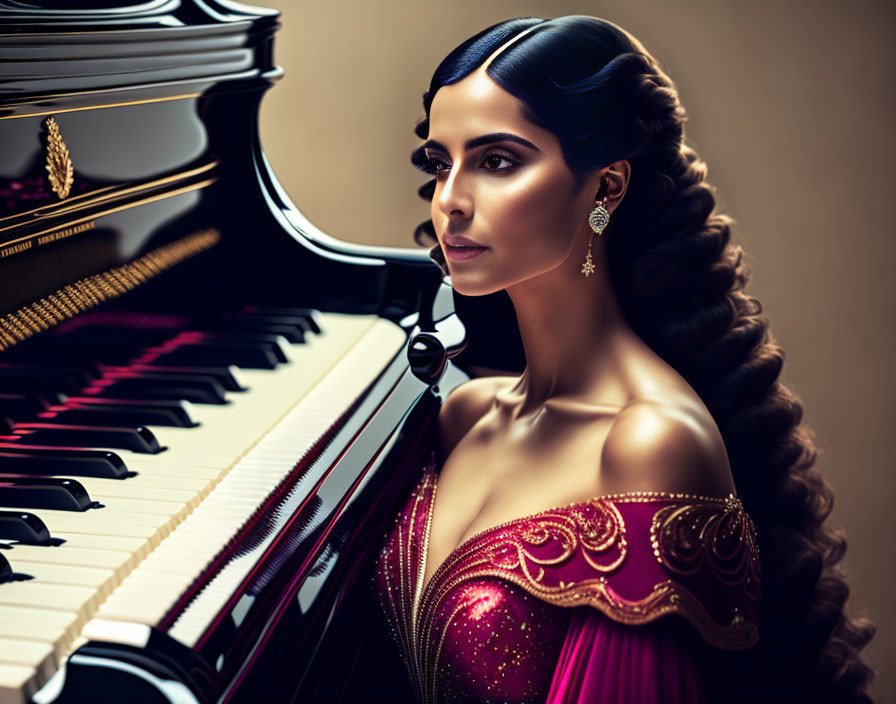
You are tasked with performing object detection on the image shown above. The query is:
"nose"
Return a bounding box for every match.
[435,163,473,219]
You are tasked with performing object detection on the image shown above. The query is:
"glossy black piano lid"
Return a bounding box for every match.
[0,0,442,354]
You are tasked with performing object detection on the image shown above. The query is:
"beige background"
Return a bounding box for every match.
[256,0,894,699]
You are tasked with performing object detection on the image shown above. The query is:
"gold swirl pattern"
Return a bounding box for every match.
[650,495,761,602]
[479,501,627,584]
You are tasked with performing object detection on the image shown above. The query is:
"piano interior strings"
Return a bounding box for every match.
[0,2,470,702]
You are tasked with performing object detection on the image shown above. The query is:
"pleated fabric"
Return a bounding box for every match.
[546,608,744,703]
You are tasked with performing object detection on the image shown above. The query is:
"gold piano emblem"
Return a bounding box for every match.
[45,115,74,200]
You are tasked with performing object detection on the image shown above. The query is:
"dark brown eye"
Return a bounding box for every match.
[482,152,518,172]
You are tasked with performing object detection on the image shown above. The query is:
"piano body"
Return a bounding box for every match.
[0,2,469,701]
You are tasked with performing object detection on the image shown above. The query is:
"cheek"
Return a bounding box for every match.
[489,171,581,260]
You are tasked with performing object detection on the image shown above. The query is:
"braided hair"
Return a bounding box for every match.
[410,16,876,703]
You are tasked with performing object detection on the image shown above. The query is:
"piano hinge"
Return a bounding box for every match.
[0,228,220,351]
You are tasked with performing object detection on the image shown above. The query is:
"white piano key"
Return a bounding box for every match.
[120,460,228,479]
[118,450,235,472]
[74,479,200,506]
[0,663,39,704]
[0,583,100,629]
[38,517,161,542]
[0,639,55,686]
[63,532,148,554]
[4,562,116,594]
[88,498,188,518]
[1,545,135,578]
[16,507,174,531]
[0,605,80,660]
[105,474,211,495]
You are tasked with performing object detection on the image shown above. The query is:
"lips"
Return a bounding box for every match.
[442,234,488,262]
[442,234,486,248]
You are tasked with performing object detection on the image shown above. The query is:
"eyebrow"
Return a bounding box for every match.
[422,132,541,154]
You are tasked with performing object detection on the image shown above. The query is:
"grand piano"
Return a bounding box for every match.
[0,2,475,701]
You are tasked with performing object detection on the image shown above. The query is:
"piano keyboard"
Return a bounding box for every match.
[0,311,407,704]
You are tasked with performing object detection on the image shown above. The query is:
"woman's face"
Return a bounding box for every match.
[424,69,600,296]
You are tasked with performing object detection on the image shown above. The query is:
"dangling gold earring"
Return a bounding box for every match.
[582,196,609,277]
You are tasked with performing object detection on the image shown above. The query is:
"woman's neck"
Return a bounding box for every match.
[503,265,634,418]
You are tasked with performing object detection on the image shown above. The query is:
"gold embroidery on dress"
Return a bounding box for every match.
[405,471,434,703]
[650,495,761,601]
[571,501,628,572]
[416,495,759,666]
[397,466,437,704]
[387,460,761,702]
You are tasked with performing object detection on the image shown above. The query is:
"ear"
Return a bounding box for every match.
[597,160,630,215]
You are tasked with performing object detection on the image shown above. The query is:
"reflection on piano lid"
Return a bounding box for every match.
[0,2,468,702]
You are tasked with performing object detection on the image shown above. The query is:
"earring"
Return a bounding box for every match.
[582,197,609,277]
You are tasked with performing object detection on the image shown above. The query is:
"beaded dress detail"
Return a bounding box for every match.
[373,451,761,704]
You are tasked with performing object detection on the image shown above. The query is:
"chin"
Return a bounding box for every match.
[447,272,504,297]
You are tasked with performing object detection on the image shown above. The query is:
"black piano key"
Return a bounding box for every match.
[0,368,87,397]
[242,306,323,334]
[201,319,306,343]
[0,362,95,386]
[116,365,246,392]
[0,343,105,378]
[0,394,51,421]
[7,339,145,367]
[0,511,51,545]
[54,327,171,347]
[63,397,198,425]
[0,446,129,479]
[0,551,10,583]
[103,369,232,391]
[193,333,290,363]
[153,341,280,370]
[95,377,228,405]
[237,313,314,335]
[0,476,96,511]
[7,424,163,453]
[44,402,197,428]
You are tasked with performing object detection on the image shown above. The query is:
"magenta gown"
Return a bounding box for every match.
[373,450,761,703]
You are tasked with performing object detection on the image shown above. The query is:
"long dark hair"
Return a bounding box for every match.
[410,15,876,703]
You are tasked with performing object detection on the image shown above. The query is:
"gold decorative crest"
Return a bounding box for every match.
[45,116,74,200]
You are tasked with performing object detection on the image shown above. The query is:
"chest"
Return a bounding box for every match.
[423,411,616,591]
[372,469,579,704]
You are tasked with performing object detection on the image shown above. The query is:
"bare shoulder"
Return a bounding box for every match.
[437,376,512,460]
[599,400,737,498]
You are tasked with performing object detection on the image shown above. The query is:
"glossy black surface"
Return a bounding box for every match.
[0,550,10,583]
[0,510,51,545]
[0,475,95,511]
[0,447,129,478]
[0,0,441,328]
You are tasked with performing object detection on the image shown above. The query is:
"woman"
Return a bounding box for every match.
[373,15,876,703]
